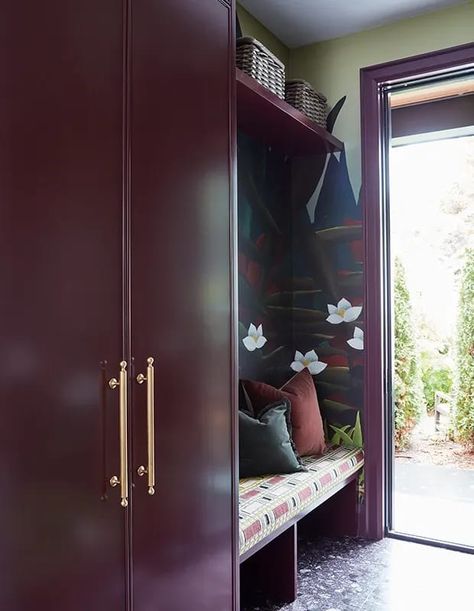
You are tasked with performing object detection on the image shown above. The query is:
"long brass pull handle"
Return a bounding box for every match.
[136,357,155,495]
[109,361,129,508]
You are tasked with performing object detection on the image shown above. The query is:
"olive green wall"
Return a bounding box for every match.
[289,1,474,195]
[237,4,289,66]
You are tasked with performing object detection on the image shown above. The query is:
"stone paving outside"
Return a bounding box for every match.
[393,412,474,546]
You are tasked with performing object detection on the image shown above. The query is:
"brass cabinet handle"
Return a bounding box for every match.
[109,361,129,508]
[136,357,156,496]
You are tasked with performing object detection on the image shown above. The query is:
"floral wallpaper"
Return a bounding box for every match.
[238,98,364,449]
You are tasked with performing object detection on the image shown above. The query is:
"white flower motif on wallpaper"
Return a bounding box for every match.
[347,326,364,350]
[291,350,327,375]
[326,298,362,325]
[242,323,267,352]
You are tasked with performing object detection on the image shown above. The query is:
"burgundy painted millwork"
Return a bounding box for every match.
[239,470,360,564]
[239,473,360,606]
[0,2,127,609]
[236,68,343,155]
[300,475,359,538]
[360,43,474,540]
[392,95,474,138]
[130,1,236,610]
[1,1,236,609]
[241,524,297,606]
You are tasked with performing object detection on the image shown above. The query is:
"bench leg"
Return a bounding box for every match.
[240,524,297,605]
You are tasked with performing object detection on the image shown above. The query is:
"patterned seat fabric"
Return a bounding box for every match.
[239,445,364,556]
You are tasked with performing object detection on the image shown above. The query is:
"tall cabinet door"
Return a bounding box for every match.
[0,3,128,610]
[130,1,236,610]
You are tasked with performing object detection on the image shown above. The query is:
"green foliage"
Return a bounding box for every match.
[329,412,363,449]
[421,365,453,413]
[455,249,474,446]
[393,258,424,448]
[325,410,364,502]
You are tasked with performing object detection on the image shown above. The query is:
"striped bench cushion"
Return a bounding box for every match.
[239,445,364,556]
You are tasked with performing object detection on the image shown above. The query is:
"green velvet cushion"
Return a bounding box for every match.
[239,399,305,478]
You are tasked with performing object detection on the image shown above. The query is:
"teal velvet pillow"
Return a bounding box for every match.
[239,398,305,478]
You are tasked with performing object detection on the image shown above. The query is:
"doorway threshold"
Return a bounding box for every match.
[386,529,474,555]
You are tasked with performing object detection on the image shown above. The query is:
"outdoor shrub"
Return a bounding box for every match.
[421,365,453,413]
[393,258,424,448]
[455,249,474,447]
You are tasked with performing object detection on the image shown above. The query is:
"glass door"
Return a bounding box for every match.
[385,73,474,552]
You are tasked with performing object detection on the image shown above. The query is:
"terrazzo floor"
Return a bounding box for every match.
[242,536,474,611]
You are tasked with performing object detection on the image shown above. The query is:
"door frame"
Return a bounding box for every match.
[360,42,474,541]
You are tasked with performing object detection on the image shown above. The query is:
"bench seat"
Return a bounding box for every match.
[239,444,364,557]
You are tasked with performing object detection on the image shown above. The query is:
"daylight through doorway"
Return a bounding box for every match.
[388,80,474,549]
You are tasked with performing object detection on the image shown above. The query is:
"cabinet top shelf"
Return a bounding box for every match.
[236,68,344,156]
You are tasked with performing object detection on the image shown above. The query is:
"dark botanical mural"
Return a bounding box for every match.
[238,98,364,453]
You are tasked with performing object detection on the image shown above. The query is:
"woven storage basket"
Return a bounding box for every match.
[236,37,285,99]
[285,79,328,128]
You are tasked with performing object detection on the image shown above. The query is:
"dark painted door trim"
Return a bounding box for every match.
[360,42,474,540]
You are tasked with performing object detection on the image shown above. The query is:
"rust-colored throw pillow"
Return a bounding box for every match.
[243,369,326,456]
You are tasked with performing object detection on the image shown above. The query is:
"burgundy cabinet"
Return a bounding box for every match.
[0,2,126,610]
[0,1,236,610]
[130,1,236,610]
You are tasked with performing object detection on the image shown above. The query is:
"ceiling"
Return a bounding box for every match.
[239,0,467,47]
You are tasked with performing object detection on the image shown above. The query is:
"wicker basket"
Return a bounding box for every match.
[285,79,328,128]
[236,37,285,99]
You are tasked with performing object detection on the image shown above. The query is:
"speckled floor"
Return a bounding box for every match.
[242,536,474,611]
